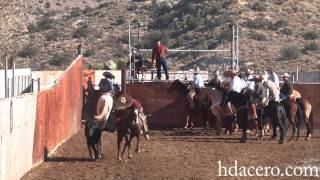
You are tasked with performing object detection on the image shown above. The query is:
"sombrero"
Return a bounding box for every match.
[223,70,237,77]
[103,71,115,79]
[245,68,254,75]
[114,94,133,110]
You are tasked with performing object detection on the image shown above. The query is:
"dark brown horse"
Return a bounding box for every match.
[117,109,150,161]
[168,80,225,134]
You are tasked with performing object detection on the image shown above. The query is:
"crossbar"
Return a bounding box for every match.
[138,49,230,53]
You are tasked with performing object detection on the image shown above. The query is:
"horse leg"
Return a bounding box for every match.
[87,142,94,160]
[117,135,123,161]
[271,118,277,140]
[122,135,129,160]
[127,134,134,159]
[277,117,285,144]
[135,135,140,153]
[212,106,222,136]
[185,113,190,129]
[240,110,248,143]
[97,139,102,159]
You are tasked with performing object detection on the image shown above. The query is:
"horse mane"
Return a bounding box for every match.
[168,79,189,96]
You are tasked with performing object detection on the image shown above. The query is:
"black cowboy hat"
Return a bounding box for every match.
[114,94,133,110]
[103,71,115,79]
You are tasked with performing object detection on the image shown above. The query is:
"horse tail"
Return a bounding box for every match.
[295,98,304,129]
[309,110,314,134]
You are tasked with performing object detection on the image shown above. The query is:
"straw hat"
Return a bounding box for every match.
[114,94,133,110]
[103,71,115,79]
[283,73,290,78]
[254,75,264,81]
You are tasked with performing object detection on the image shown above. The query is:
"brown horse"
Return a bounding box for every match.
[281,90,314,140]
[295,98,314,140]
[168,80,225,135]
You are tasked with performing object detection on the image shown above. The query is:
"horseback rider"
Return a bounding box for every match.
[98,71,115,96]
[280,73,293,100]
[114,95,147,135]
[263,79,280,102]
[244,68,255,92]
[224,70,246,93]
[94,71,116,131]
[248,75,266,120]
[193,67,204,95]
[268,69,280,89]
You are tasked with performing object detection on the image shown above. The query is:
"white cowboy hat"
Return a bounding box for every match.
[245,68,254,75]
[283,73,290,78]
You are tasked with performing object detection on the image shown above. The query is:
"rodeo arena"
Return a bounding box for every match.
[1,23,320,179]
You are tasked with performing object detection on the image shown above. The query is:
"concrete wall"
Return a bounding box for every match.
[0,69,31,99]
[0,56,83,180]
[0,93,37,180]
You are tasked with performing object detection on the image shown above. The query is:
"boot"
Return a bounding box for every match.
[250,104,258,120]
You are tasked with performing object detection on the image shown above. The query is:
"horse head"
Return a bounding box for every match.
[168,79,188,96]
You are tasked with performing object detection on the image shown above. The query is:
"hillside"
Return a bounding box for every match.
[0,0,320,72]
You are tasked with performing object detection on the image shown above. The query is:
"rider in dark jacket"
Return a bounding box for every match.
[280,73,293,99]
[249,75,265,120]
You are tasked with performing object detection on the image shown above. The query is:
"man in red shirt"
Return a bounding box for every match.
[152,41,169,80]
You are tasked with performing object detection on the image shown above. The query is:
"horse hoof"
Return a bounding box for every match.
[278,140,284,144]
[129,154,133,159]
[118,157,122,161]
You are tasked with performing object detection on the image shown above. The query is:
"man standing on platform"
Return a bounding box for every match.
[151,40,169,80]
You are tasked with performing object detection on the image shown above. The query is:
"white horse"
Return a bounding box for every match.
[94,92,114,127]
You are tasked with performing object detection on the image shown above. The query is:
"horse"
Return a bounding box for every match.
[222,90,251,143]
[84,119,102,160]
[280,91,314,141]
[294,98,314,140]
[168,80,224,134]
[256,100,287,144]
[117,109,150,161]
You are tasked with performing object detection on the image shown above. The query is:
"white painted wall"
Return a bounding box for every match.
[0,93,37,180]
[0,69,31,99]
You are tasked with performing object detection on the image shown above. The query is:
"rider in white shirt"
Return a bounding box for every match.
[228,71,246,93]
[193,73,204,89]
[244,69,255,91]
[268,69,280,88]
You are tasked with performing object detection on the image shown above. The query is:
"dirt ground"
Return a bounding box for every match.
[23,128,320,180]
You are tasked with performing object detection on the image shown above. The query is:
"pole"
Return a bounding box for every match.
[12,61,15,97]
[230,26,234,70]
[296,66,299,83]
[128,21,132,82]
[121,69,127,94]
[5,58,8,98]
[236,26,239,70]
[38,78,40,91]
